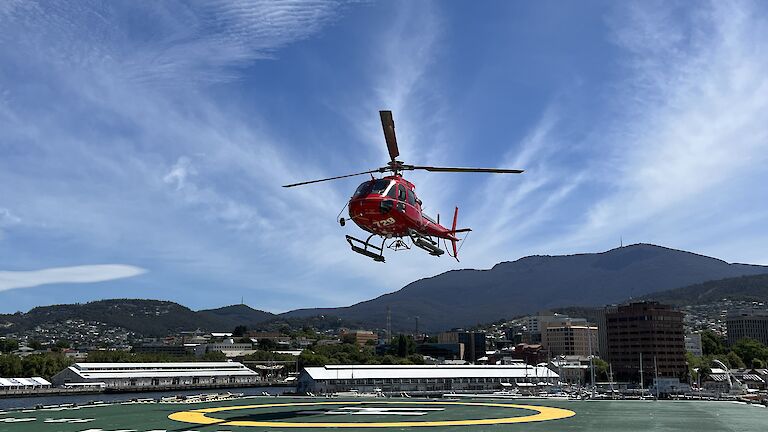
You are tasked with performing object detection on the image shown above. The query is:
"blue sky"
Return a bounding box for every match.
[1,1,768,314]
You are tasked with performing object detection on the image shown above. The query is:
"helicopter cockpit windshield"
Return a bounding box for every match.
[353,179,392,198]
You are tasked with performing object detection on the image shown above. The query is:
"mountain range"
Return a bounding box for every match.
[283,244,768,331]
[2,244,767,335]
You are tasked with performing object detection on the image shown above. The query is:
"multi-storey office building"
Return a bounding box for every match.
[727,310,768,345]
[545,324,599,357]
[438,330,487,363]
[606,302,686,382]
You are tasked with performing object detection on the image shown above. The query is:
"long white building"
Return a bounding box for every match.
[297,364,559,394]
[0,377,51,390]
[51,362,259,390]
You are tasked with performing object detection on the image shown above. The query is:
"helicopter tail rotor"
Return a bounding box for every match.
[448,207,472,262]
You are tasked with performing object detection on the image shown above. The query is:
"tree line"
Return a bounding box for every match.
[686,331,768,381]
[299,335,423,367]
[0,353,73,380]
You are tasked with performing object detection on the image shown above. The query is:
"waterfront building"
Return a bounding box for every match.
[685,333,703,357]
[0,377,51,391]
[340,329,378,346]
[193,339,255,358]
[649,377,691,395]
[726,310,768,345]
[701,367,732,394]
[521,311,589,347]
[538,315,589,350]
[51,362,260,390]
[296,364,559,394]
[458,332,486,363]
[437,330,486,363]
[594,306,617,358]
[508,343,547,365]
[606,302,687,382]
[132,343,191,356]
[545,324,598,357]
[729,368,767,390]
[549,356,590,384]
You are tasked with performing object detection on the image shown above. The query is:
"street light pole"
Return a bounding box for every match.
[588,326,596,399]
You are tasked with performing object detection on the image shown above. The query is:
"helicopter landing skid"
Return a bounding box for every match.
[346,234,386,262]
[408,229,445,256]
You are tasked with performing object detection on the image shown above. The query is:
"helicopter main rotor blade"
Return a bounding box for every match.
[408,165,525,174]
[380,110,399,162]
[282,168,384,188]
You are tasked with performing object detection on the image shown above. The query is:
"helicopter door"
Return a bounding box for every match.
[404,188,421,224]
[396,184,407,213]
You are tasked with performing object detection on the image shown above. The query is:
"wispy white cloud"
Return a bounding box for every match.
[0,208,20,226]
[0,1,345,86]
[0,0,353,309]
[0,265,146,292]
[163,156,196,190]
[0,207,21,240]
[559,0,768,251]
[163,155,269,231]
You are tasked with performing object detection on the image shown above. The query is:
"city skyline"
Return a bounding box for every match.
[2,1,768,314]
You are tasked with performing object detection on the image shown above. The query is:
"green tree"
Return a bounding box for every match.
[406,354,424,364]
[233,325,248,337]
[298,351,331,367]
[0,354,23,376]
[202,351,227,361]
[397,335,408,357]
[752,358,765,369]
[258,338,278,351]
[340,333,357,345]
[731,338,768,366]
[593,358,610,381]
[726,351,746,369]
[701,330,726,355]
[244,350,296,362]
[686,352,706,382]
[28,340,43,350]
[0,338,19,353]
[15,353,73,380]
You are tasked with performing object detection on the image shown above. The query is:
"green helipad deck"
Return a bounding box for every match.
[1,397,766,431]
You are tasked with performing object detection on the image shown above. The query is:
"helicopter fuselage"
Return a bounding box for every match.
[347,175,458,241]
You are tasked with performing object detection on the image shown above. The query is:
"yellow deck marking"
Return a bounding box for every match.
[168,400,576,428]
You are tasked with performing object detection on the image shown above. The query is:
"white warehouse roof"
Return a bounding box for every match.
[60,362,258,380]
[303,364,558,380]
[0,377,51,387]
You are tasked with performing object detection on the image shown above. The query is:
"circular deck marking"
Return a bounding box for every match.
[169,401,576,428]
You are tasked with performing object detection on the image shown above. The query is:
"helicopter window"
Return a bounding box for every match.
[353,179,391,198]
[370,179,391,195]
[407,189,416,206]
[386,184,397,199]
[353,181,374,198]
[397,184,407,201]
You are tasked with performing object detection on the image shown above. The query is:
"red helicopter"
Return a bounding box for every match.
[284,111,524,262]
